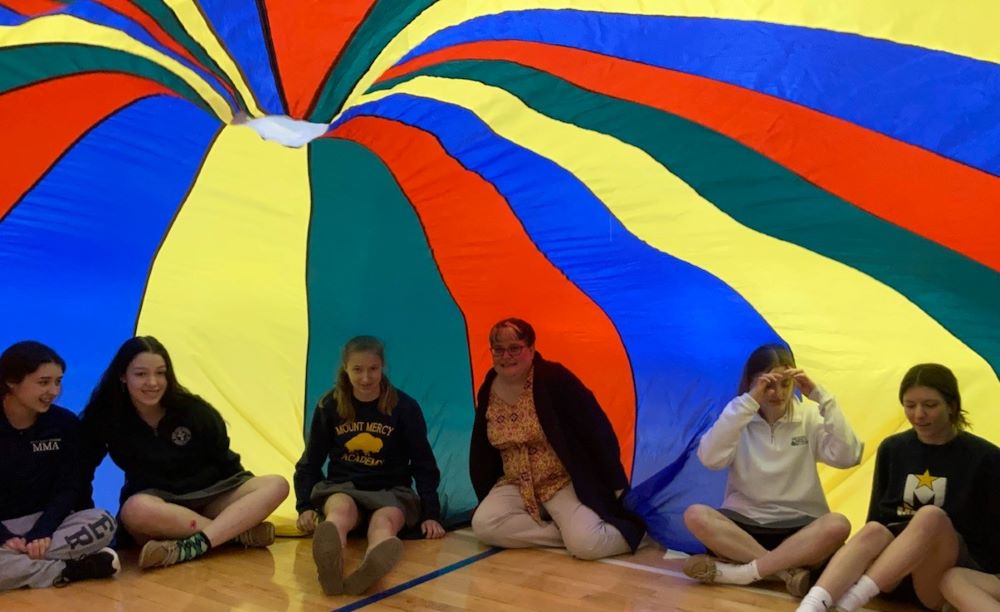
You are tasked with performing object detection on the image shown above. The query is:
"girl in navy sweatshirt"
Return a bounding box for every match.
[294,335,443,596]
[1,341,118,590]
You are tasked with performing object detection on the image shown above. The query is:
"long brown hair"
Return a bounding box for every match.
[83,336,199,422]
[323,336,398,423]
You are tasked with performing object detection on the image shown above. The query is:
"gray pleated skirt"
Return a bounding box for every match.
[310,480,420,527]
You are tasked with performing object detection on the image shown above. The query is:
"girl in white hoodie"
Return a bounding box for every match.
[682,344,863,597]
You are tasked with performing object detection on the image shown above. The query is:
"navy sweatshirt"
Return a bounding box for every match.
[1,405,90,542]
[868,430,1000,572]
[81,395,245,504]
[293,390,441,521]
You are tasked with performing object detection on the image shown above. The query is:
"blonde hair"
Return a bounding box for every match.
[324,336,398,423]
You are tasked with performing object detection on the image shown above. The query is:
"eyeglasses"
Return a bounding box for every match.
[491,344,527,357]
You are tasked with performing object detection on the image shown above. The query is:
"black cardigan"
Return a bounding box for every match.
[469,352,645,550]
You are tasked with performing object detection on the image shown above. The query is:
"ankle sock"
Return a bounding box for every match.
[796,585,833,612]
[713,559,762,585]
[836,574,880,611]
[177,531,211,562]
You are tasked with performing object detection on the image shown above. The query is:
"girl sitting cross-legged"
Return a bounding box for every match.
[1,341,119,590]
[683,343,863,597]
[797,363,1000,612]
[80,336,289,569]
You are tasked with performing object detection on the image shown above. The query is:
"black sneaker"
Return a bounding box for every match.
[55,548,121,587]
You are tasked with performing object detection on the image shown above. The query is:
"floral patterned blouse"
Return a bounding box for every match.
[486,367,571,523]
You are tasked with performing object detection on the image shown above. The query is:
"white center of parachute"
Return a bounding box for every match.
[234,113,328,148]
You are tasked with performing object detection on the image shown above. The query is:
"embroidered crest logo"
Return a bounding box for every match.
[171,426,192,446]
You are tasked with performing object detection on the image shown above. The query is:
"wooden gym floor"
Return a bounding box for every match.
[1,529,924,611]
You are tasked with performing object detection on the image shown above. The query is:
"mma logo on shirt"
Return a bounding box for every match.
[31,438,61,452]
[171,426,192,446]
[898,469,947,516]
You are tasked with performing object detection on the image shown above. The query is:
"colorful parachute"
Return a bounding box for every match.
[1,1,997,548]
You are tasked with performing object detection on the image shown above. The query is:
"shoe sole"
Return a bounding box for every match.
[682,554,718,584]
[312,522,344,595]
[344,537,402,596]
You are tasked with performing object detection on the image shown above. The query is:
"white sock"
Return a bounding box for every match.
[712,559,762,585]
[836,574,880,611]
[796,586,833,612]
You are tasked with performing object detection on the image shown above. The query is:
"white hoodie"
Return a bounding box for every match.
[697,387,863,523]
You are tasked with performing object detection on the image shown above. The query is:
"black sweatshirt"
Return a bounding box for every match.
[867,429,1000,572]
[1,405,90,542]
[81,395,245,504]
[294,390,441,521]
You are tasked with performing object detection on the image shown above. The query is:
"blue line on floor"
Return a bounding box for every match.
[332,546,503,611]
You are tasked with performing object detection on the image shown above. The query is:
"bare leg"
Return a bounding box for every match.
[120,494,209,544]
[313,494,359,596]
[344,506,406,595]
[756,513,851,576]
[941,568,1000,612]
[365,507,404,553]
[867,506,959,610]
[683,505,766,562]
[798,522,895,612]
[321,493,360,548]
[199,475,289,545]
[123,476,288,546]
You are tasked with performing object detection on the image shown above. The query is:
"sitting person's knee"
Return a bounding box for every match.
[120,494,158,526]
[682,504,712,533]
[564,532,615,561]
[264,474,290,498]
[911,504,951,530]
[856,521,893,547]
[470,505,494,537]
[823,512,852,542]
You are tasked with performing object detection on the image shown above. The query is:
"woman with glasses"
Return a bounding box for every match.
[469,318,645,560]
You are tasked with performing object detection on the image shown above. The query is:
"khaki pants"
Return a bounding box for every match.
[471,483,630,560]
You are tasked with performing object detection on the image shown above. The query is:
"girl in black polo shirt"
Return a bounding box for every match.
[81,336,289,570]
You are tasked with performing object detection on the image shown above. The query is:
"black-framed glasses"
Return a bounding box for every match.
[491,344,526,357]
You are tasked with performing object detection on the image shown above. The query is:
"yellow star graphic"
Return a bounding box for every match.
[915,469,938,489]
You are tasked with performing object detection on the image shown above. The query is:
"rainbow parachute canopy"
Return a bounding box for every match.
[1,0,998,547]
